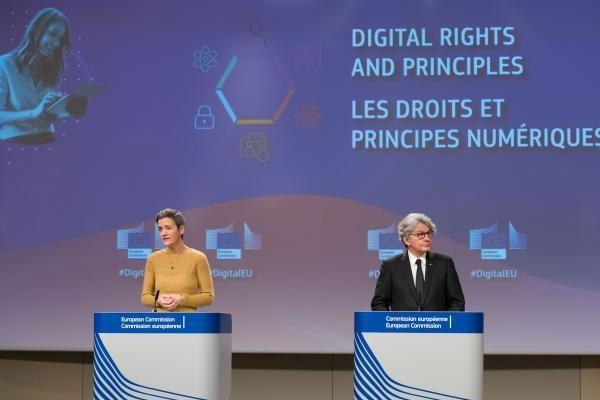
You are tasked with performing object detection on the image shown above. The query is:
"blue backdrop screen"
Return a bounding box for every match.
[0,0,598,353]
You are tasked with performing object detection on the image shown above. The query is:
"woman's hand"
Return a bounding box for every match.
[32,91,62,118]
[158,294,184,311]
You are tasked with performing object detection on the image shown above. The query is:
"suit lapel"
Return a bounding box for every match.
[423,252,435,301]
[400,252,418,301]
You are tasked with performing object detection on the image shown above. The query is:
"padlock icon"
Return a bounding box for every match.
[194,105,215,130]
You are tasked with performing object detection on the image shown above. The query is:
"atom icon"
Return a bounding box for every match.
[193,45,218,72]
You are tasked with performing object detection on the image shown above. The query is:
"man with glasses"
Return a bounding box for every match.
[371,213,465,311]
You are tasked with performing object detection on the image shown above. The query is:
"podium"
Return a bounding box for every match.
[354,311,483,400]
[93,312,232,400]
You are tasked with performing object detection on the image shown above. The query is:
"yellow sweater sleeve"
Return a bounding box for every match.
[140,257,157,307]
[181,253,214,308]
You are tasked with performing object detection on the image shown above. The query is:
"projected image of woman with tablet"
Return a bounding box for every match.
[141,209,215,312]
[0,8,70,144]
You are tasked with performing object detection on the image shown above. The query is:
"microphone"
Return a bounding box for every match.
[153,290,160,313]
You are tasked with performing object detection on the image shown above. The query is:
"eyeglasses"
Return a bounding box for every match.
[410,231,434,239]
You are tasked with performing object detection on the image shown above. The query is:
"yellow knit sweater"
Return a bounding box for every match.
[141,247,214,312]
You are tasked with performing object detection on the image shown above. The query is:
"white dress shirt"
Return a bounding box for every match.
[407,250,426,286]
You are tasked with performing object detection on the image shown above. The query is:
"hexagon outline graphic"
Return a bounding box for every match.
[216,55,295,125]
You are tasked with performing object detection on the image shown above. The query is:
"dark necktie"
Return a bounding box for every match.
[415,259,425,303]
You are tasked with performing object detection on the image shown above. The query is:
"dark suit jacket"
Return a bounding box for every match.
[371,251,465,311]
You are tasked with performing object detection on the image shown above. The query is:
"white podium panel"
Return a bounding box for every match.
[354,312,483,400]
[94,312,231,400]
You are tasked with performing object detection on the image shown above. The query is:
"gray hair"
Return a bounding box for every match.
[397,213,436,244]
[155,208,185,228]
[155,208,185,239]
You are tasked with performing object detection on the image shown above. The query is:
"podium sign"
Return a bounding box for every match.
[93,312,232,400]
[354,312,483,400]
